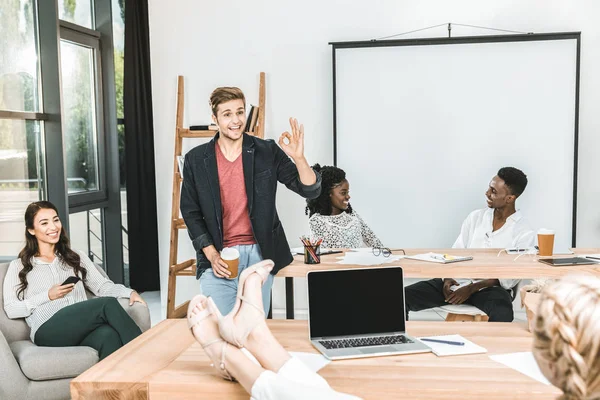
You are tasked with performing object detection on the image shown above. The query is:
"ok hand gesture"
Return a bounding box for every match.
[278,118,305,161]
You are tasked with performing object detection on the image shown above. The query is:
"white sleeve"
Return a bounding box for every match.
[499,279,519,290]
[500,227,536,291]
[355,212,384,248]
[80,252,133,298]
[3,260,51,319]
[452,214,472,249]
[515,229,536,249]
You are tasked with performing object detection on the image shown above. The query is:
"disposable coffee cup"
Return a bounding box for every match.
[537,229,555,257]
[221,247,240,279]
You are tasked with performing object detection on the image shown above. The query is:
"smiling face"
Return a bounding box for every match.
[485,175,515,209]
[212,99,246,142]
[330,179,350,215]
[28,208,62,247]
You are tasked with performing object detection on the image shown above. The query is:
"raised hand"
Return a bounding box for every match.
[278,117,305,161]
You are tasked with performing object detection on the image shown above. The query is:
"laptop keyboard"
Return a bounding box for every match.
[318,335,413,350]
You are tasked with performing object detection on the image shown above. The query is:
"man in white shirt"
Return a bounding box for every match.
[405,167,535,322]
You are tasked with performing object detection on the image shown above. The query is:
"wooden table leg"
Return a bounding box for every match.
[286,277,294,319]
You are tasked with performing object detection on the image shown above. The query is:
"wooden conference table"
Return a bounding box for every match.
[275,248,600,319]
[71,319,561,399]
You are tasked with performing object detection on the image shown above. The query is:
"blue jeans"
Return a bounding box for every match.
[199,243,274,315]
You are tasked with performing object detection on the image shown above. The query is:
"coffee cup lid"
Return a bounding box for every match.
[221,247,240,260]
[537,229,555,235]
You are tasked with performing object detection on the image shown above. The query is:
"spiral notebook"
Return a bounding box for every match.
[406,252,473,264]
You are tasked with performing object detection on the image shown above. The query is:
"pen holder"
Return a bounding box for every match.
[303,244,320,264]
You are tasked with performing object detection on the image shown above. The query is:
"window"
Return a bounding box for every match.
[0,0,46,260]
[60,39,101,194]
[58,0,94,29]
[0,0,125,281]
[0,0,41,112]
[112,0,129,284]
[69,207,104,265]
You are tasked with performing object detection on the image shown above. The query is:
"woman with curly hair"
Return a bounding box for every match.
[305,164,383,249]
[533,275,600,400]
[3,201,145,359]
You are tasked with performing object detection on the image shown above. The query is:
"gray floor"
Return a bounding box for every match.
[140,291,527,327]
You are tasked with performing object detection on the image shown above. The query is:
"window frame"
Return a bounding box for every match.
[59,23,108,206]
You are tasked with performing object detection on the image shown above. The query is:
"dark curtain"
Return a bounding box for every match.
[123,0,160,291]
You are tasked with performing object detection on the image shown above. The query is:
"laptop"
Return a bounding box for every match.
[307,266,431,360]
[538,257,600,267]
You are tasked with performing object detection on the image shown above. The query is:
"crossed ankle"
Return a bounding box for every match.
[245,322,271,347]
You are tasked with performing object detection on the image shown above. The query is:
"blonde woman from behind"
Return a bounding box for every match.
[533,275,600,400]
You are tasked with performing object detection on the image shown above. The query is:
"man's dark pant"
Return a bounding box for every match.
[405,278,514,322]
[35,297,142,359]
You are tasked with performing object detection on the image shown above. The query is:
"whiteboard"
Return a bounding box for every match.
[334,35,579,250]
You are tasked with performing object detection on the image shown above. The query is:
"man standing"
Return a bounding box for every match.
[405,167,535,322]
[181,87,321,315]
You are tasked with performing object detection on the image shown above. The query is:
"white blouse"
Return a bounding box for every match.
[3,250,133,341]
[308,211,384,249]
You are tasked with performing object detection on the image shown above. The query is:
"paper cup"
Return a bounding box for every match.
[537,229,555,257]
[221,247,240,279]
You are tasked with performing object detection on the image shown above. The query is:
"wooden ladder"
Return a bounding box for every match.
[166,73,266,318]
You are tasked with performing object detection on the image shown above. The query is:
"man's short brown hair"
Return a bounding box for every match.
[209,87,246,116]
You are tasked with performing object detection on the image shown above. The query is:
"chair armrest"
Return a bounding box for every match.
[117,299,151,332]
[0,329,28,400]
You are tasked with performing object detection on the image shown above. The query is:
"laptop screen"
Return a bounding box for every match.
[307,267,406,338]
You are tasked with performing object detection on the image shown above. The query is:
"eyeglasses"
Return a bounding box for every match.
[372,247,406,257]
[373,247,391,257]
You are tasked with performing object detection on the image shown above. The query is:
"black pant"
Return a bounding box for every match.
[405,278,514,322]
[35,297,142,359]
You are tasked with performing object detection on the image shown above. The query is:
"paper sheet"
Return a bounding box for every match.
[241,348,330,372]
[406,252,472,264]
[289,351,331,372]
[417,334,486,356]
[489,352,551,385]
[335,251,404,266]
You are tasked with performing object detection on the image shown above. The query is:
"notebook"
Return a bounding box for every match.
[406,252,473,264]
[417,334,487,357]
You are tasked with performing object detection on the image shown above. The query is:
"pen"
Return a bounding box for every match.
[420,338,465,346]
[586,256,600,261]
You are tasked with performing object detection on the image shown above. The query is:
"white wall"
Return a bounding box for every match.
[148,0,600,318]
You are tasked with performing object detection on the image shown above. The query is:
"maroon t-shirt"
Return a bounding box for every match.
[216,144,256,247]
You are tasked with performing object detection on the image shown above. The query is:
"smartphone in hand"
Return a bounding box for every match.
[61,276,81,286]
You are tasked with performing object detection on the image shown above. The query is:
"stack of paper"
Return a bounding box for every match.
[417,334,487,356]
[335,251,403,266]
[406,253,473,264]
